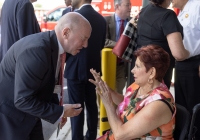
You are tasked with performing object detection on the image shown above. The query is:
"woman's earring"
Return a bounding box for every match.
[148,78,153,84]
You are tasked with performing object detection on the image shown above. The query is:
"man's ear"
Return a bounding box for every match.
[62,27,70,38]
[115,4,119,10]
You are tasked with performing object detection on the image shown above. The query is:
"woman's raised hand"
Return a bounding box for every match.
[89,69,113,106]
[88,68,102,91]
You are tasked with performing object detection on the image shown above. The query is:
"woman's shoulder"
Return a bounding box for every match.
[148,83,175,105]
[143,3,174,13]
[162,9,177,19]
[139,83,174,104]
[156,8,176,19]
[153,83,173,97]
[140,4,176,22]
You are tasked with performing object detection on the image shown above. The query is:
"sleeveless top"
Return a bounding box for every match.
[97,82,176,140]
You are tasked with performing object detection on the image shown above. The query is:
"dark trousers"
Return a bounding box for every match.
[67,79,98,140]
[29,119,44,140]
[175,57,200,138]
[163,64,174,89]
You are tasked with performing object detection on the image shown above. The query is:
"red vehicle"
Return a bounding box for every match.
[39,0,142,31]
[39,5,66,31]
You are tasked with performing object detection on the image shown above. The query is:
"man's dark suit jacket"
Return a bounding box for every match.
[63,5,106,140]
[0,0,40,62]
[0,31,63,140]
[64,5,106,80]
[62,6,72,16]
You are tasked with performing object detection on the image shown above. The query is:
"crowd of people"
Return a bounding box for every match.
[0,0,199,139]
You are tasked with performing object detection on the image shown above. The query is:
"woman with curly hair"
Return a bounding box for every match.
[90,45,176,140]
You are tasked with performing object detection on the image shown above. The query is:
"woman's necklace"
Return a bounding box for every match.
[137,87,153,97]
[137,82,161,97]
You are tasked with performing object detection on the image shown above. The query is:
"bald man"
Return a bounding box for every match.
[0,12,91,140]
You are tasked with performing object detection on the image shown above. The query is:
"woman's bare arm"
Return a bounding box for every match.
[167,32,190,61]
[106,101,173,140]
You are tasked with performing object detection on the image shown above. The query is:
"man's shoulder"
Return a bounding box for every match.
[2,0,32,11]
[104,14,114,23]
[78,5,100,15]
[190,0,200,5]
[11,32,50,55]
[62,7,72,15]
[77,5,105,21]
[63,7,72,12]
[189,0,200,10]
[78,5,94,12]
[19,31,54,46]
[18,0,33,9]
[104,15,114,20]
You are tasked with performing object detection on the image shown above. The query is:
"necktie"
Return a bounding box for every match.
[59,53,66,105]
[119,20,124,36]
[117,20,124,64]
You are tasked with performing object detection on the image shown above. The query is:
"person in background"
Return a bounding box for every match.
[89,45,176,140]
[129,0,189,89]
[0,8,1,46]
[64,0,72,6]
[172,0,200,138]
[0,0,41,62]
[62,0,73,15]
[104,0,132,94]
[0,12,91,140]
[64,0,106,139]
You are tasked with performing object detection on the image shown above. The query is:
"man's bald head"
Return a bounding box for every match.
[56,12,91,33]
[55,12,92,55]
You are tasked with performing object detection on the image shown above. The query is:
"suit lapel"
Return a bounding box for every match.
[109,15,131,41]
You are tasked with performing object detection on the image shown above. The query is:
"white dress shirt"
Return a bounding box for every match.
[178,0,200,58]
[55,41,65,84]
[55,40,65,118]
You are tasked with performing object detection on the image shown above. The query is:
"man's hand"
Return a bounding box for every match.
[63,104,82,118]
[59,104,82,128]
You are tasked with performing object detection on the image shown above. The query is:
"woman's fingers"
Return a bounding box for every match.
[90,69,100,82]
[95,87,102,95]
[99,81,104,93]
[104,81,110,91]
[88,79,97,86]
[99,81,108,94]
[90,69,109,96]
[90,69,103,85]
[91,69,101,80]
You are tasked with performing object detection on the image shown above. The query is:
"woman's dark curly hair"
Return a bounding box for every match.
[149,0,165,5]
